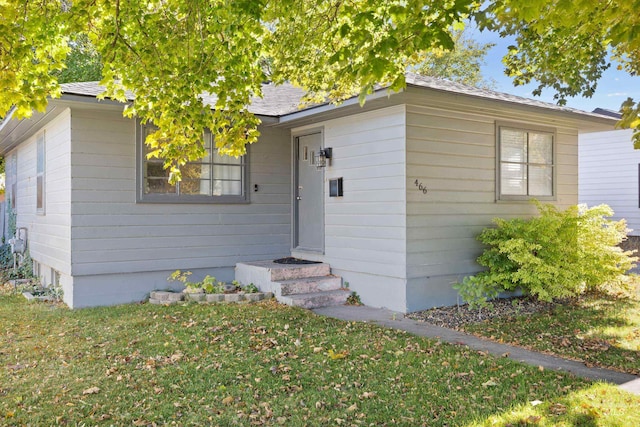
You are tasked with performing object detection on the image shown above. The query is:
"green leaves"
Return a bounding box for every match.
[52,33,102,84]
[621,98,640,149]
[455,202,638,308]
[413,30,496,89]
[475,0,640,128]
[13,0,473,178]
[0,1,70,119]
[91,0,268,172]
[3,0,640,179]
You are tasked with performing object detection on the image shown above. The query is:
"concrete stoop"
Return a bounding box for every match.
[235,260,349,309]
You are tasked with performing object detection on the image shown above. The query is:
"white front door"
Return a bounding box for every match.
[294,132,324,252]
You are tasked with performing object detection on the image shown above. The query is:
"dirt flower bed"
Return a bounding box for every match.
[407,296,559,330]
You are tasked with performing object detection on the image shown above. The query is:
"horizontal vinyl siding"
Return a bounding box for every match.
[292,105,408,311]
[10,108,72,277]
[70,108,291,276]
[579,129,639,233]
[405,101,581,310]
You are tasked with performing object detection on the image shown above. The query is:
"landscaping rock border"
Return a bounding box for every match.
[148,290,274,305]
[22,291,56,302]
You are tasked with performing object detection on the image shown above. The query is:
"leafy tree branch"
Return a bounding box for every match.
[1,0,638,180]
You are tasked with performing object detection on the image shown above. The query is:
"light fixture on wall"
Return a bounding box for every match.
[315,147,332,169]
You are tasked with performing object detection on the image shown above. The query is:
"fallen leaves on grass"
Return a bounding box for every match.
[2,291,639,426]
[82,387,100,395]
[327,349,348,360]
[410,285,640,375]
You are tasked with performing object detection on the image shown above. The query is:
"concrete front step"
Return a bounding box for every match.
[235,260,330,284]
[235,260,349,309]
[279,289,350,309]
[275,275,342,297]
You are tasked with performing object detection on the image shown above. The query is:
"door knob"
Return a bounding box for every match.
[296,196,302,200]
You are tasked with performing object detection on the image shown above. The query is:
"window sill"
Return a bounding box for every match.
[137,194,249,204]
[497,195,556,203]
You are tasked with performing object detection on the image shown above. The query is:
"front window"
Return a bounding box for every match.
[498,124,555,200]
[138,125,247,203]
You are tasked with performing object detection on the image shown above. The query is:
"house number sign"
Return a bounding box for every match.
[414,179,428,195]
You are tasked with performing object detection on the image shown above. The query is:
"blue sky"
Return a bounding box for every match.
[474,29,640,114]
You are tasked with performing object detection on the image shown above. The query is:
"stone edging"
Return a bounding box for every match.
[22,291,56,302]
[148,290,274,305]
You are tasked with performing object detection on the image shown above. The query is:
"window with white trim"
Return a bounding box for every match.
[137,124,247,203]
[498,124,555,200]
[36,131,45,214]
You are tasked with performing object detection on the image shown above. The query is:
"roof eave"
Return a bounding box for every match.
[403,82,618,129]
[276,87,398,125]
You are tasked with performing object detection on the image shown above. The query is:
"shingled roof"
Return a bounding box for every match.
[59,80,308,116]
[59,73,615,120]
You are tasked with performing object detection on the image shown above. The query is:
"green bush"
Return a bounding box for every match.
[8,250,36,281]
[168,270,236,294]
[454,203,637,308]
[0,246,35,283]
[0,244,13,270]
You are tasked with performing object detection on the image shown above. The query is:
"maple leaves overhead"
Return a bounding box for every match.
[1,0,640,176]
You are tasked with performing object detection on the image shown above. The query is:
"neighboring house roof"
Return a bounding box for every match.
[591,107,622,119]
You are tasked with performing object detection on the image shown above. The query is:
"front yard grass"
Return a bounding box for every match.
[1,285,639,426]
[461,281,640,376]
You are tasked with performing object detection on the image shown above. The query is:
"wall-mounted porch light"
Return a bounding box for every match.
[315,147,332,169]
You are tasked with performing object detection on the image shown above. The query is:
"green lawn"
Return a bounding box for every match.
[1,287,639,426]
[461,283,640,376]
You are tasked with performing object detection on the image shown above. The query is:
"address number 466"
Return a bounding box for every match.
[414,179,428,195]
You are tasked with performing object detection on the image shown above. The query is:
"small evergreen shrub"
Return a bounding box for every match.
[0,244,13,270]
[5,250,36,281]
[454,203,637,308]
[0,244,36,282]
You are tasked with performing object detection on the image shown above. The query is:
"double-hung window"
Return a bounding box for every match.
[137,124,247,203]
[497,123,555,200]
[36,131,45,214]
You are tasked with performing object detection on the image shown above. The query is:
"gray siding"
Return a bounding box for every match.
[2,87,606,311]
[8,108,73,298]
[291,105,408,312]
[579,129,639,234]
[404,98,581,312]
[68,107,291,307]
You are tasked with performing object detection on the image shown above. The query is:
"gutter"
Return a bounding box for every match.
[0,106,16,134]
[277,88,397,124]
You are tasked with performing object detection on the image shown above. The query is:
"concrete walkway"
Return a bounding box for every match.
[313,305,640,395]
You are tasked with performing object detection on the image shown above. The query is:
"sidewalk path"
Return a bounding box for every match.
[313,305,640,395]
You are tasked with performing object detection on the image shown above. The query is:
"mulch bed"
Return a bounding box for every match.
[406,296,558,330]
